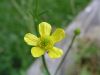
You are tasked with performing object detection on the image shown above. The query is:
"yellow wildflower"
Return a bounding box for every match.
[24,22,65,59]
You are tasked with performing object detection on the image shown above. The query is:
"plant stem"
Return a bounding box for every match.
[34,0,50,75]
[34,0,40,36]
[54,34,76,75]
[42,55,51,75]
[35,0,39,17]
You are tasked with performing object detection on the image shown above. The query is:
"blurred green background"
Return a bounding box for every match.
[0,0,90,75]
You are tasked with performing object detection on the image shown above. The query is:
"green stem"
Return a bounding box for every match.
[35,0,39,19]
[34,1,50,75]
[54,34,77,75]
[42,55,51,75]
[34,0,39,35]
[70,0,76,14]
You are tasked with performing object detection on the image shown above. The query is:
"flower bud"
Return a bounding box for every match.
[74,28,80,35]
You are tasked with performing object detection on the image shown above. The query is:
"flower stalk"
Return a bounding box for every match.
[54,28,80,75]
[42,55,51,75]
[54,34,77,75]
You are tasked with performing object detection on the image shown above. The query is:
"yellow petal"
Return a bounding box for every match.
[24,33,39,46]
[31,47,45,57]
[51,28,65,43]
[39,22,51,37]
[48,47,63,59]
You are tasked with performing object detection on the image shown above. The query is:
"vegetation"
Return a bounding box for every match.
[0,0,90,75]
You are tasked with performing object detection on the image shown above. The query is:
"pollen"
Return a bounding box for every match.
[39,37,53,49]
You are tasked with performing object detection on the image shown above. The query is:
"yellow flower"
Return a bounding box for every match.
[24,22,65,59]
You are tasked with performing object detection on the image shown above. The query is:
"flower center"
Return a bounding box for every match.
[39,37,53,49]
